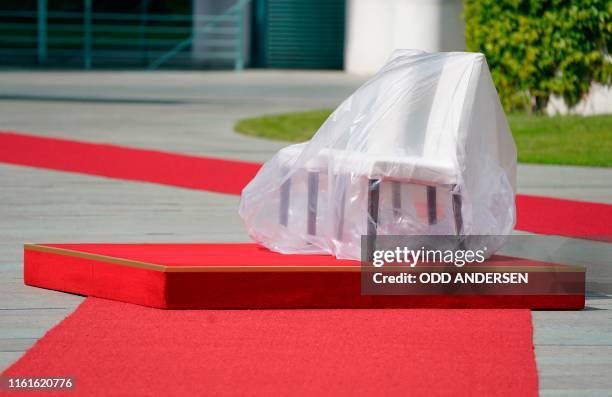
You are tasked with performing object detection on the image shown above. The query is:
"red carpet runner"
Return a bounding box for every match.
[0,131,259,195]
[2,298,538,396]
[1,131,610,240]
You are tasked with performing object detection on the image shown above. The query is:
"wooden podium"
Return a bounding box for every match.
[24,243,585,309]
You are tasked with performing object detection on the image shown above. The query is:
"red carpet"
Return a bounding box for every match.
[515,194,612,242]
[2,298,538,397]
[1,131,610,240]
[0,131,260,195]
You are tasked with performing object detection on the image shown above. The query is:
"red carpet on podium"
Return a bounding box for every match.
[2,298,538,397]
[1,131,611,240]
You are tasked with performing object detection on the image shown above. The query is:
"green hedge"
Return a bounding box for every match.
[464,0,611,113]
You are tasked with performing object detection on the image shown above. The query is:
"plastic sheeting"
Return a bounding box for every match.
[239,50,517,260]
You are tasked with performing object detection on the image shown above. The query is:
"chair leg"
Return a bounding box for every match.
[367,179,381,236]
[452,190,463,236]
[279,173,291,227]
[391,181,401,218]
[336,175,347,241]
[451,187,465,249]
[426,186,437,225]
[366,178,381,260]
[307,171,319,235]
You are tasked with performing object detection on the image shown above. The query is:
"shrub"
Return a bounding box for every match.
[464,0,611,113]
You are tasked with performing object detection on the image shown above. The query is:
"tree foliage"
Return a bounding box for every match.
[464,0,611,113]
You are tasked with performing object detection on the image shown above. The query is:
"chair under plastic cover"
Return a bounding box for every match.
[239,50,517,260]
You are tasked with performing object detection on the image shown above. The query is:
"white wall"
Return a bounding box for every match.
[547,84,612,116]
[345,0,465,75]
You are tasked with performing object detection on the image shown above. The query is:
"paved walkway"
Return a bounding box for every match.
[0,71,610,395]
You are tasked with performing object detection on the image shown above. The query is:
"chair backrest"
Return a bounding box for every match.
[422,54,481,164]
[361,52,433,156]
[359,52,480,164]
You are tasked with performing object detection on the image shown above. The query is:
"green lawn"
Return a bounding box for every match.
[235,110,612,167]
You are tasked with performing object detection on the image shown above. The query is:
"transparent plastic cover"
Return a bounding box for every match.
[239,50,517,260]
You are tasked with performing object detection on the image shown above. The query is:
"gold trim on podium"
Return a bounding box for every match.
[24,244,585,274]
